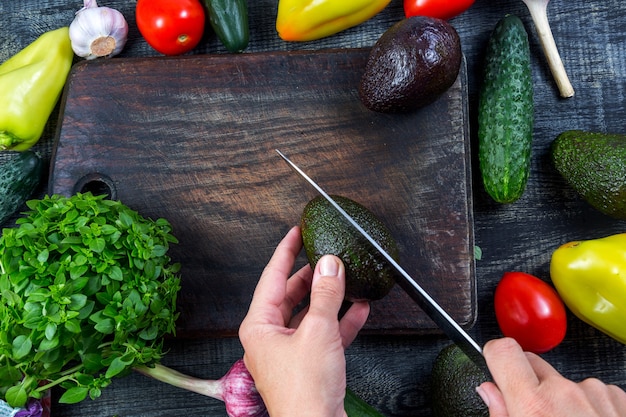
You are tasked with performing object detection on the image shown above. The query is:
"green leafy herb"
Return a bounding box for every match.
[0,193,181,407]
[474,245,483,261]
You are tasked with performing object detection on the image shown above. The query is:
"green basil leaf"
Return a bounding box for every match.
[60,236,82,245]
[139,325,158,341]
[77,300,96,320]
[2,289,21,306]
[109,265,123,281]
[144,260,156,280]
[5,385,28,408]
[37,249,49,263]
[26,288,49,303]
[81,352,104,373]
[70,275,90,292]
[70,293,88,310]
[105,356,132,379]
[45,322,57,340]
[118,211,133,228]
[64,319,82,334]
[70,264,89,280]
[100,224,118,235]
[94,318,115,334]
[12,335,32,359]
[38,337,59,351]
[474,245,483,261]
[88,237,106,253]
[75,373,95,386]
[59,386,89,404]
[0,366,22,385]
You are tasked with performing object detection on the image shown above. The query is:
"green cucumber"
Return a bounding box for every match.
[478,15,534,204]
[203,0,249,53]
[345,387,385,417]
[0,151,43,225]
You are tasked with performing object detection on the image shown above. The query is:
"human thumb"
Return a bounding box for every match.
[308,255,346,319]
[476,382,509,417]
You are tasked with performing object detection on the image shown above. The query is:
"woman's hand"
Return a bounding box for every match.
[478,337,626,417]
[239,226,370,417]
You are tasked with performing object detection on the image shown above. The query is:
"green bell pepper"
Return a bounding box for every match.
[0,27,73,151]
[550,233,626,345]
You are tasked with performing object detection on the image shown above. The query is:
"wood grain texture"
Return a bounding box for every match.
[50,50,474,337]
[2,0,626,416]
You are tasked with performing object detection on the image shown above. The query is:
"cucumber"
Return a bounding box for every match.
[0,151,43,225]
[345,387,385,417]
[478,15,534,204]
[203,0,249,53]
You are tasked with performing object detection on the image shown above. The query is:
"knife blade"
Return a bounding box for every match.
[276,149,488,372]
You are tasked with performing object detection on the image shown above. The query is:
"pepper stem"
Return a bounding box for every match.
[522,0,574,98]
[0,131,22,151]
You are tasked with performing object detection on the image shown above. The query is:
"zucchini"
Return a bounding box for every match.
[0,151,43,225]
[203,0,249,53]
[478,15,534,204]
[345,387,385,417]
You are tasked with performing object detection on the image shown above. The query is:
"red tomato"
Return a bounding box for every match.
[136,0,206,56]
[403,0,475,20]
[494,271,567,354]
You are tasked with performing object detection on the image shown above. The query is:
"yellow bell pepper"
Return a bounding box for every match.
[550,233,626,345]
[276,0,391,42]
[0,27,73,151]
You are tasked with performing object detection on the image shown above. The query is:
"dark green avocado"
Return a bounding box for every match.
[551,130,626,220]
[358,16,462,113]
[430,344,489,417]
[300,195,399,302]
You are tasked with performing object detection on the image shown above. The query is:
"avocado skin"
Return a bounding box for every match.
[358,16,462,113]
[300,195,399,302]
[551,130,626,220]
[430,344,489,417]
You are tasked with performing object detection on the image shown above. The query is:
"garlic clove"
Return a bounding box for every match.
[69,3,129,59]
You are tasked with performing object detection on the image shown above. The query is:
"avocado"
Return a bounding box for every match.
[430,344,489,417]
[358,16,462,113]
[300,195,399,302]
[550,130,626,220]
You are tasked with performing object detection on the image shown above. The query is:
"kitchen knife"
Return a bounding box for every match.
[276,149,488,373]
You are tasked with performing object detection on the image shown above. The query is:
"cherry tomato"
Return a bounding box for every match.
[494,271,567,354]
[403,0,475,21]
[136,0,206,56]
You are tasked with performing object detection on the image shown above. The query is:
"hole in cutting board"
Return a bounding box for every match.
[74,173,117,199]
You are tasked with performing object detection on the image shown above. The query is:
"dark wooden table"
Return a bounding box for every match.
[3,0,626,415]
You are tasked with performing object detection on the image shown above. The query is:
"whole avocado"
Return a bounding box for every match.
[358,16,462,113]
[300,195,399,302]
[551,130,626,220]
[430,344,489,417]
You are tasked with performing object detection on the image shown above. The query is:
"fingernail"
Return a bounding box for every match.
[475,386,490,407]
[319,255,339,277]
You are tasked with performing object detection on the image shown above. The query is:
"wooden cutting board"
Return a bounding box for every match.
[50,49,475,338]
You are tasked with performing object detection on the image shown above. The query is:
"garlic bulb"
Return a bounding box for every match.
[219,359,269,417]
[135,359,269,417]
[69,0,128,59]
